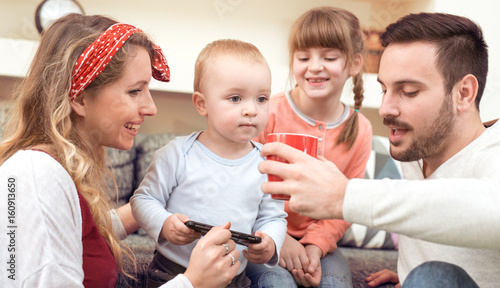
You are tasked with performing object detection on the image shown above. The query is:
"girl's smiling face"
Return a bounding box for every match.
[292,47,355,101]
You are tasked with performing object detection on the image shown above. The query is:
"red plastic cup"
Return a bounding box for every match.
[266,133,318,200]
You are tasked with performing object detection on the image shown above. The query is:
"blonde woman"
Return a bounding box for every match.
[0,13,239,288]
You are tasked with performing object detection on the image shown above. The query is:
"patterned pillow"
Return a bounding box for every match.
[104,132,181,209]
[339,136,401,250]
[0,103,13,140]
[105,147,137,208]
[133,132,180,188]
[338,224,398,250]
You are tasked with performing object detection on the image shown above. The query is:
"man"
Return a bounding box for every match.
[258,12,500,287]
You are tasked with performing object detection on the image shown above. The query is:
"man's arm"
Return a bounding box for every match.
[344,178,500,250]
[259,141,500,250]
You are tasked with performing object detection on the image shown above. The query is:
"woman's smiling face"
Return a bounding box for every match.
[78,47,157,151]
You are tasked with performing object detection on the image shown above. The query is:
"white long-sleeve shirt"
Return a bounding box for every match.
[0,150,193,288]
[344,122,500,287]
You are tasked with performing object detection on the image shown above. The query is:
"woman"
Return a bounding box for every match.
[0,13,239,287]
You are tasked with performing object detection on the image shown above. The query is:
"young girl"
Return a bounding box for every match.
[247,6,373,288]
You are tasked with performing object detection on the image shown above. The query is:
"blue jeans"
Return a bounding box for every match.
[245,249,352,288]
[402,261,479,288]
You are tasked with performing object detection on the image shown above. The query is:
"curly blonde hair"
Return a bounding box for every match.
[0,13,157,276]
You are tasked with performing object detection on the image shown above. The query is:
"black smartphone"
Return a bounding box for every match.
[185,220,262,246]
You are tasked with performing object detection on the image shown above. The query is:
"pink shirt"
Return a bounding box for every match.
[255,91,372,256]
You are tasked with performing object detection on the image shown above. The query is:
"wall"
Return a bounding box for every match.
[1,0,409,95]
[430,0,500,123]
[0,0,430,135]
[2,0,498,136]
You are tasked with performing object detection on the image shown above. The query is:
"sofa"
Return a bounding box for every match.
[0,98,398,288]
[106,132,399,288]
[0,103,398,287]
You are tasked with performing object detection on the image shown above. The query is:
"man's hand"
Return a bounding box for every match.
[259,142,349,219]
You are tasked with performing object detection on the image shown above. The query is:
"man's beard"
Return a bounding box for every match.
[385,95,455,162]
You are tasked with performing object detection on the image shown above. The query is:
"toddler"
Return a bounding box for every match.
[131,39,287,288]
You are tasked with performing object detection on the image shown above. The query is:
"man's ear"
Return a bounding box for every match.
[455,74,479,112]
[69,92,87,117]
[192,91,207,116]
[348,53,364,76]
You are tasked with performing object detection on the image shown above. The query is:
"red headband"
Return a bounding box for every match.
[70,23,170,101]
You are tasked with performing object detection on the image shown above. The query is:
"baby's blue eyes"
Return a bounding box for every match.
[229,96,241,102]
[228,96,268,103]
[257,96,268,103]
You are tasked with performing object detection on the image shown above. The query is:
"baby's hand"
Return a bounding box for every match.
[160,214,201,245]
[243,231,275,264]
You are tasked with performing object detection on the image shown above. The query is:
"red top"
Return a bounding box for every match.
[31,149,118,286]
[255,92,373,256]
[78,191,118,287]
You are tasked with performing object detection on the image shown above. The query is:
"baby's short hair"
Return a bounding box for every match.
[193,39,267,92]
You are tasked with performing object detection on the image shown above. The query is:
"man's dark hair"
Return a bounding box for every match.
[380,13,488,108]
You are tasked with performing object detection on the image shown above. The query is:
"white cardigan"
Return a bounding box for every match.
[0,150,193,288]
